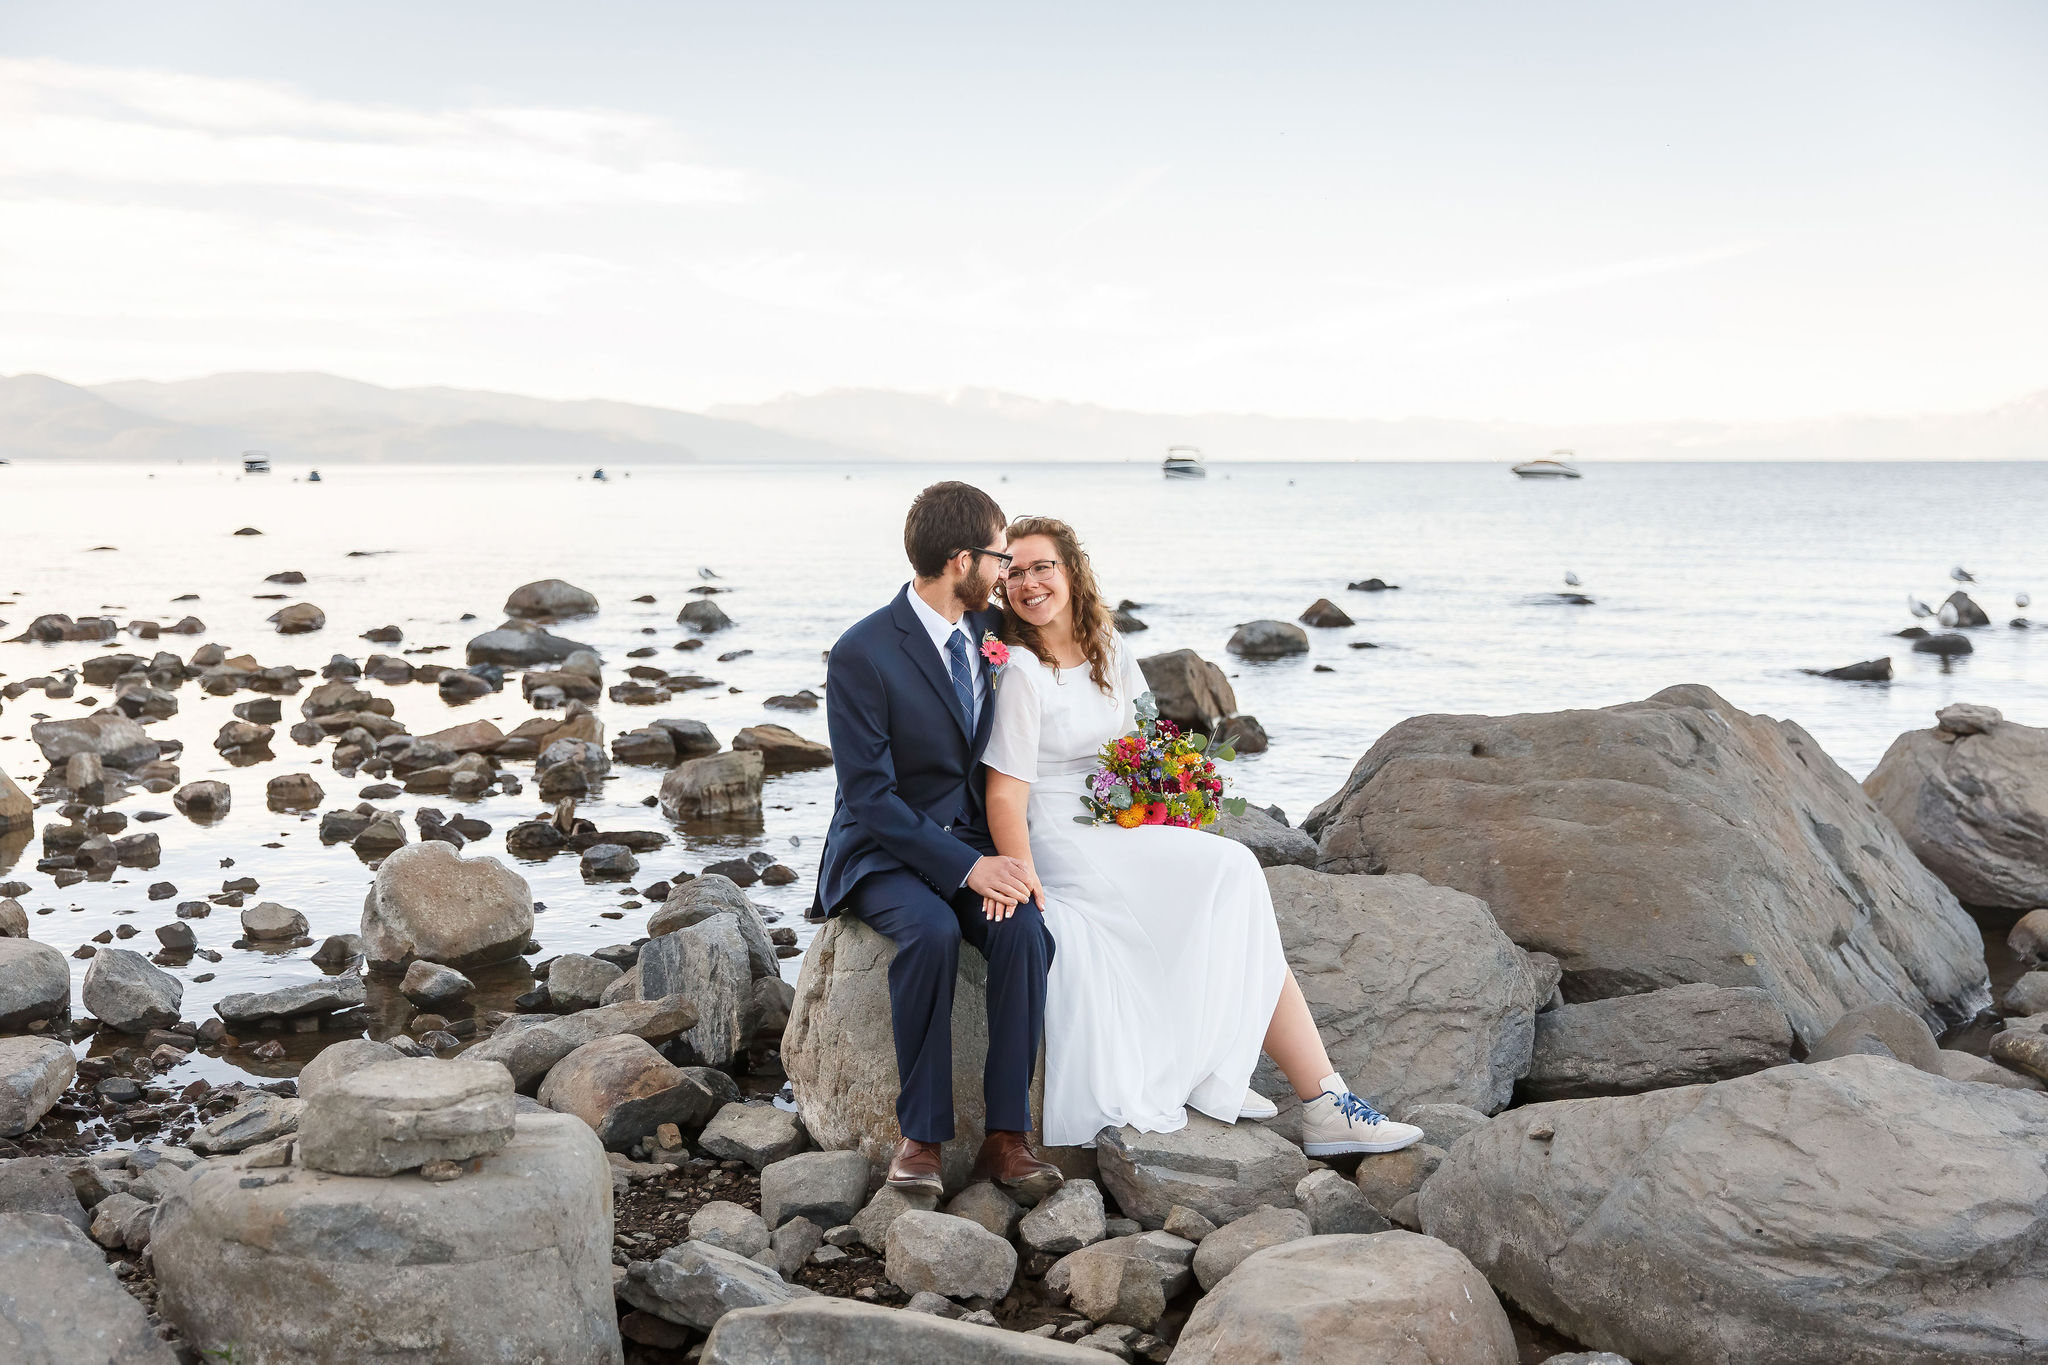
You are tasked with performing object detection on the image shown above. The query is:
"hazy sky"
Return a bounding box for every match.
[2,1,2044,422]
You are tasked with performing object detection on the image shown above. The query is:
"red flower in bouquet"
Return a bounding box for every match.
[1076,691,1248,831]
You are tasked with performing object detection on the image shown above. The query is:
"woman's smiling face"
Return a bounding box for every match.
[1002,533,1068,628]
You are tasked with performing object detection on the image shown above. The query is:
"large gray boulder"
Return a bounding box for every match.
[1060,1229,1194,1330]
[885,1210,1018,1301]
[81,946,182,1033]
[464,618,592,666]
[647,874,779,980]
[1522,983,1794,1100]
[294,1039,404,1100]
[1139,649,1237,731]
[638,917,755,1069]
[0,1211,176,1364]
[0,1039,75,1138]
[1191,1205,1313,1290]
[701,1296,1106,1364]
[1864,705,2048,910]
[618,1238,810,1330]
[1095,1112,1311,1230]
[1418,1055,2048,1364]
[463,996,698,1090]
[538,1034,731,1151]
[0,938,70,1032]
[0,1157,87,1229]
[360,839,534,973]
[1210,805,1317,868]
[27,713,159,769]
[760,1150,871,1230]
[215,975,367,1026]
[659,750,765,819]
[503,578,599,620]
[1173,1231,1518,1365]
[1261,866,1549,1115]
[155,1109,620,1364]
[1307,685,1991,1046]
[1227,620,1311,659]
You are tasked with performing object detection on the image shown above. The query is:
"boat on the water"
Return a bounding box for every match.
[1512,451,1581,479]
[307,469,322,483]
[242,451,271,474]
[1163,445,1206,479]
[592,468,608,482]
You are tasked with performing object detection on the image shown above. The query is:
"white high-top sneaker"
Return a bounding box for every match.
[1238,1088,1279,1121]
[1299,1073,1424,1156]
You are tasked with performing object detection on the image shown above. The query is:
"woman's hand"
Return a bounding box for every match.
[982,861,1046,921]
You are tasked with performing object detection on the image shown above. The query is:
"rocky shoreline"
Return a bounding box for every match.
[5,575,2048,1363]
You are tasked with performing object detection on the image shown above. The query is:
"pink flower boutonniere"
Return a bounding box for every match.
[980,631,1010,690]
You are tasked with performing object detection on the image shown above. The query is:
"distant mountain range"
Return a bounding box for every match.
[1,370,2043,464]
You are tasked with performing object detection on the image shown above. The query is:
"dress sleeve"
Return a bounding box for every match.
[1119,633,1149,710]
[982,656,1041,783]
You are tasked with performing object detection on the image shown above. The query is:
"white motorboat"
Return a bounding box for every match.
[242,451,271,474]
[1513,451,1581,479]
[1163,445,1206,479]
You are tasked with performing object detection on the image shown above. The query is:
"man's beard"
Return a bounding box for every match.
[953,563,996,612]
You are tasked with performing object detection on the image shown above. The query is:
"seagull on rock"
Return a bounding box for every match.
[1938,601,1961,628]
[1908,597,1933,618]
[2018,592,2032,610]
[1564,571,1581,587]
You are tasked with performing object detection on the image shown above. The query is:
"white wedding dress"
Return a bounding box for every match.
[983,635,1289,1148]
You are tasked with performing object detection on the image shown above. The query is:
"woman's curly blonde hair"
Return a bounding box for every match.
[996,516,1117,694]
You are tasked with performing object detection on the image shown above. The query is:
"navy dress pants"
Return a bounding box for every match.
[846,867,1055,1143]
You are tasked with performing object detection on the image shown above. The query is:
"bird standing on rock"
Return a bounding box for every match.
[1564,571,1581,587]
[1938,602,1961,628]
[2019,592,2032,609]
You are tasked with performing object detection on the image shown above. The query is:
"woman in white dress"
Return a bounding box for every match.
[978,516,1424,1156]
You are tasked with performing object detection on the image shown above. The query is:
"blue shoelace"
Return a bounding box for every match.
[1322,1091,1388,1125]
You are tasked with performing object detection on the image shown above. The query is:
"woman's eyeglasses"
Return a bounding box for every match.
[1004,559,1062,584]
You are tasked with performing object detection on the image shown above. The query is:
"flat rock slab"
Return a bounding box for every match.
[1522,983,1794,1101]
[298,1057,515,1176]
[699,1101,808,1169]
[155,1110,620,1364]
[1,1211,176,1364]
[1096,1112,1311,1230]
[618,1237,811,1331]
[1419,1055,2048,1364]
[1307,684,1992,1046]
[701,1295,1106,1363]
[191,1094,303,1156]
[216,975,367,1025]
[1174,1231,1517,1365]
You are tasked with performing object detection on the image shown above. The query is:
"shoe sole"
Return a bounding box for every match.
[885,1173,944,1195]
[1303,1132,1424,1156]
[993,1169,1065,1202]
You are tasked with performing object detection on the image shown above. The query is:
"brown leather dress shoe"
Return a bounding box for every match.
[969,1130,1064,1203]
[886,1137,944,1195]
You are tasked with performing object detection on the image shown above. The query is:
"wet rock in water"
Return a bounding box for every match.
[1210,805,1315,868]
[214,719,274,755]
[760,1150,871,1229]
[400,960,475,1008]
[240,900,310,941]
[760,863,799,886]
[1521,983,1795,1101]
[215,975,367,1025]
[1213,713,1269,754]
[619,1237,809,1332]
[580,843,639,880]
[362,623,403,642]
[2006,970,2048,1016]
[0,898,27,937]
[269,601,326,633]
[1912,631,1973,656]
[0,766,30,834]
[1,1037,77,1137]
[698,1297,1101,1364]
[115,683,179,720]
[308,932,364,967]
[191,1093,304,1156]
[651,717,721,759]
[546,953,622,1009]
[678,600,734,633]
[81,946,182,1033]
[731,723,833,772]
[504,578,600,620]
[437,670,495,702]
[699,1101,809,1169]
[361,840,534,973]
[1299,598,1354,628]
[1306,684,1991,1047]
[1864,704,2048,910]
[538,1033,723,1150]
[29,713,160,769]
[155,1107,619,1362]
[1018,1177,1107,1255]
[296,1038,405,1099]
[1175,1231,1517,1365]
[1138,649,1237,731]
[1943,589,1991,627]
[1227,619,1311,658]
[1988,1029,2048,1081]
[463,996,700,1090]
[1257,867,1548,1116]
[1807,657,1893,682]
[763,690,820,711]
[172,779,232,819]
[1111,607,1147,632]
[887,1210,1019,1301]
[612,727,678,766]
[660,749,765,819]
[0,1208,177,1362]
[1096,1114,1311,1230]
[1348,577,1400,591]
[1421,1056,2048,1364]
[701,856,760,887]
[0,938,70,1031]
[465,618,594,667]
[297,1057,516,1176]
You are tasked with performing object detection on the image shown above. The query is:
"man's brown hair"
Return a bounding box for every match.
[903,481,1006,579]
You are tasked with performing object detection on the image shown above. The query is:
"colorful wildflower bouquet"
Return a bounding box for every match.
[1076,691,1248,829]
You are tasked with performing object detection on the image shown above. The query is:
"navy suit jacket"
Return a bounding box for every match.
[810,585,1001,920]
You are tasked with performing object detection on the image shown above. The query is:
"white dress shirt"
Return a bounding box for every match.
[906,582,983,731]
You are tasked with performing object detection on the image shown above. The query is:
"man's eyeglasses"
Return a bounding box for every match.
[1003,559,1062,585]
[962,547,1014,571]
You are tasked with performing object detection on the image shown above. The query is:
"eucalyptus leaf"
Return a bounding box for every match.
[1108,786,1134,810]
[1072,815,1098,825]
[1222,797,1249,817]
[1188,732,1210,753]
[1216,744,1238,762]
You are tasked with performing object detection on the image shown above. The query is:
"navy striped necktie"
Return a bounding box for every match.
[945,629,976,727]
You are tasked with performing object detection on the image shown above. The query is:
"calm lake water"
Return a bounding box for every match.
[3,459,2045,1082]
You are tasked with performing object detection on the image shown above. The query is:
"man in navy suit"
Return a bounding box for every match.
[811,481,1063,1199]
